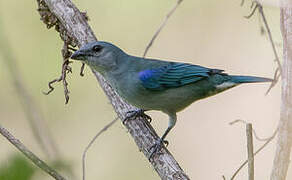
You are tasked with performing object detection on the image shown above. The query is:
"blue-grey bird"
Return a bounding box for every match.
[71,41,272,158]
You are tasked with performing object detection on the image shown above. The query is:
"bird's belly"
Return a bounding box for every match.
[110,74,234,113]
[118,81,219,113]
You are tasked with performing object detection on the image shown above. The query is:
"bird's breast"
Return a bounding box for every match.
[106,71,150,107]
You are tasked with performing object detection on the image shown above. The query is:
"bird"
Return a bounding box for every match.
[70,41,272,159]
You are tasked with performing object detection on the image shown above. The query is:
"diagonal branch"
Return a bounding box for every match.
[0,125,66,180]
[243,0,282,94]
[143,0,183,58]
[228,119,278,180]
[257,3,282,94]
[82,117,118,180]
[230,128,277,180]
[37,0,189,179]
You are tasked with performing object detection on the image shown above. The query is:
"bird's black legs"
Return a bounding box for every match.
[123,109,152,124]
[148,127,171,159]
[148,113,177,160]
[123,110,177,160]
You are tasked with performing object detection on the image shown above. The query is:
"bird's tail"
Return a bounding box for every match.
[230,75,273,84]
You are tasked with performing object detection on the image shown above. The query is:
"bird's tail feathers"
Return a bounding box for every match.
[230,75,273,84]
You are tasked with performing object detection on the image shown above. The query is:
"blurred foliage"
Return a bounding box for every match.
[0,154,35,180]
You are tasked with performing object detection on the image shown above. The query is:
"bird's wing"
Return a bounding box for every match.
[138,62,224,90]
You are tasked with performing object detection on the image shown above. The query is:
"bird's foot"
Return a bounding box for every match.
[123,109,152,125]
[148,138,169,160]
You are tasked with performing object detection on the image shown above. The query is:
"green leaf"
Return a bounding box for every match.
[0,154,35,180]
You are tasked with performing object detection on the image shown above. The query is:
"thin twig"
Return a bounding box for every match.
[258,9,265,35]
[243,0,282,94]
[80,63,85,76]
[258,4,282,94]
[244,2,258,19]
[229,121,278,180]
[61,43,72,104]
[38,0,78,104]
[43,43,72,104]
[265,68,281,95]
[0,125,67,180]
[82,117,119,180]
[43,74,62,95]
[143,0,183,57]
[230,119,274,141]
[246,124,254,180]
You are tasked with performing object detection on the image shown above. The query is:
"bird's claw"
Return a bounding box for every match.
[163,140,169,147]
[123,109,152,125]
[148,138,169,160]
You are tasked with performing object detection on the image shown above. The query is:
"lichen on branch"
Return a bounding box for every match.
[37,0,85,104]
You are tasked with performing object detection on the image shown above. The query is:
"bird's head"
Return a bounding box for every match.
[71,41,125,73]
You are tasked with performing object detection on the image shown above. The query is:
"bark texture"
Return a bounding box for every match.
[271,4,292,180]
[41,0,190,179]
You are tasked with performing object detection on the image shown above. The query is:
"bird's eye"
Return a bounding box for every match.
[92,45,103,53]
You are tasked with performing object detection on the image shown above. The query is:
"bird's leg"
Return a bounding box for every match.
[148,113,177,160]
[123,109,152,124]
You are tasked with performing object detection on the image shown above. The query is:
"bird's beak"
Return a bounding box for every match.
[70,50,85,60]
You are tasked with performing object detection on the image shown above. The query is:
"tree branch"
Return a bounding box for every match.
[246,124,254,180]
[228,120,278,180]
[243,0,282,94]
[82,117,118,180]
[270,4,292,180]
[0,125,66,180]
[143,0,183,58]
[37,0,189,179]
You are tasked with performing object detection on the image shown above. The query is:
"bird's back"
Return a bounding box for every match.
[106,56,239,112]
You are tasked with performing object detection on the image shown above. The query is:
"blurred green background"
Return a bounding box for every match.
[0,0,285,179]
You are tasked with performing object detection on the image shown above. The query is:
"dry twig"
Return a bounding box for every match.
[80,63,85,76]
[38,0,86,104]
[228,120,278,180]
[82,117,118,180]
[242,0,282,94]
[43,43,73,104]
[246,124,254,180]
[230,128,277,179]
[230,119,276,141]
[36,0,189,179]
[143,0,183,57]
[83,1,185,178]
[0,125,66,180]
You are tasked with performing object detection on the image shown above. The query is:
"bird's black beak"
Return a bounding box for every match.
[70,50,85,60]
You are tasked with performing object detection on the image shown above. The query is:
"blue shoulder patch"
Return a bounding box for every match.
[138,62,224,90]
[138,69,165,90]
